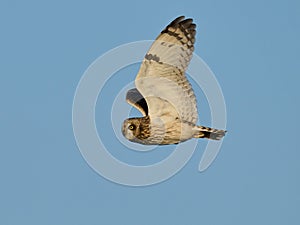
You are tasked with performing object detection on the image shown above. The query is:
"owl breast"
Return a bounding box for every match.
[142,117,195,145]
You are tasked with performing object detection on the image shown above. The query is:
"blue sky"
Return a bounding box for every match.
[1,0,300,224]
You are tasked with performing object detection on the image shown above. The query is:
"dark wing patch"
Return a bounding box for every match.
[140,16,196,72]
[126,88,148,116]
[135,16,198,123]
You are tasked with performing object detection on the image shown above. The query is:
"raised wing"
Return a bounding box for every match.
[126,88,148,116]
[135,16,198,124]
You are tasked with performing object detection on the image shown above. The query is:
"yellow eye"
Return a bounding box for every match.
[128,125,135,130]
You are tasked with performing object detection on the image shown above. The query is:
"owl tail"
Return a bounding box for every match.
[193,126,226,140]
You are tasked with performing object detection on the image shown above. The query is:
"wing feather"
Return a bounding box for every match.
[126,88,148,116]
[135,16,198,124]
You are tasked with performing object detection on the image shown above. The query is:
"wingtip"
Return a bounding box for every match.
[167,16,196,31]
[172,15,194,24]
[174,15,186,22]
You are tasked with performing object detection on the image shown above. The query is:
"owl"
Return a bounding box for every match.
[122,16,226,145]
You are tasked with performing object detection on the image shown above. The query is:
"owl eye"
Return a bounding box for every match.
[128,124,135,130]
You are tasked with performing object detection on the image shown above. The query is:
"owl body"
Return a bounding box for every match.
[121,16,226,145]
[122,116,196,145]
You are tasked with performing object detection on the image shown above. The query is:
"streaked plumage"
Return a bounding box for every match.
[122,16,226,145]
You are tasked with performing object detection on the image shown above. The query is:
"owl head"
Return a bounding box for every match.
[122,118,143,142]
[121,116,152,144]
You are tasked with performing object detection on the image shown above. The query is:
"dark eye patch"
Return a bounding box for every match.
[128,124,136,130]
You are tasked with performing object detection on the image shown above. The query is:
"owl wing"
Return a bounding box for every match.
[135,16,198,124]
[126,88,148,116]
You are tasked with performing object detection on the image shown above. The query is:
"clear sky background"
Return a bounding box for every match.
[1,0,299,224]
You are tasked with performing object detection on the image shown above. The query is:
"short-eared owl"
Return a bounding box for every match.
[122,16,226,145]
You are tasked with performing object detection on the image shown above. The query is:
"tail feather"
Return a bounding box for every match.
[193,126,226,140]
